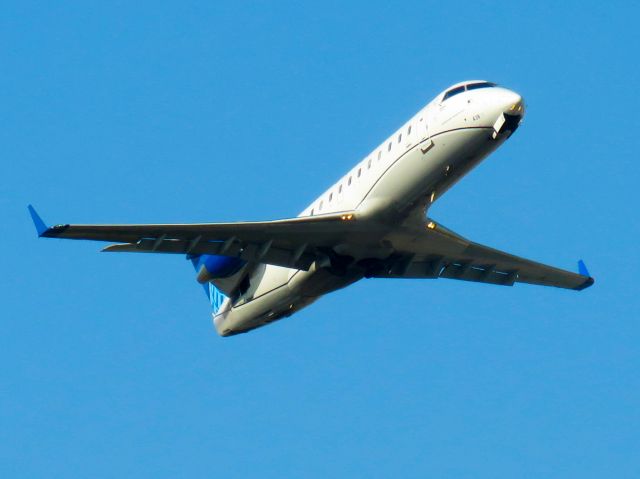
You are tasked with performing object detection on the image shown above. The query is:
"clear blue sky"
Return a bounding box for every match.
[2,1,639,477]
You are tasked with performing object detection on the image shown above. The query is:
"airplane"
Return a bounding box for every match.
[29,80,594,337]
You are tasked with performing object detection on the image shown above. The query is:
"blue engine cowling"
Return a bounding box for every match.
[190,254,246,283]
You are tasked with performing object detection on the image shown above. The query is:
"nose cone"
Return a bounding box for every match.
[502,91,525,117]
[489,89,525,138]
[477,87,526,121]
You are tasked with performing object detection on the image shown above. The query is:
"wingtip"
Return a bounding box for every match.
[574,276,595,291]
[27,204,49,237]
[575,260,594,290]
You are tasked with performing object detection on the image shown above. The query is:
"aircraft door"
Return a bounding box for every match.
[419,108,435,154]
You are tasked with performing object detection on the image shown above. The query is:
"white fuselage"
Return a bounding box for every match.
[214,81,524,336]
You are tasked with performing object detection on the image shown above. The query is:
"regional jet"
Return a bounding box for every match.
[29,80,594,336]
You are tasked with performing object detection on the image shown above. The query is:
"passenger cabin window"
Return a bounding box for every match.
[329,192,333,202]
[339,184,343,193]
[310,208,314,215]
[377,151,381,161]
[319,200,323,210]
[357,168,361,177]
[398,133,402,143]
[408,125,412,135]
[348,176,352,186]
[367,158,372,169]
[388,142,392,152]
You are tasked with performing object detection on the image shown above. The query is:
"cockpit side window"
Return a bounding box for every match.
[466,82,496,91]
[442,85,466,101]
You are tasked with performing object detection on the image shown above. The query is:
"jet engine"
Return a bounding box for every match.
[191,254,246,283]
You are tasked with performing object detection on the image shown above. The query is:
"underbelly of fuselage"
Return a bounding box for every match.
[213,264,362,336]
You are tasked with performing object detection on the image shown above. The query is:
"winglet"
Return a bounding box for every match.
[578,260,590,277]
[574,259,595,291]
[27,204,49,237]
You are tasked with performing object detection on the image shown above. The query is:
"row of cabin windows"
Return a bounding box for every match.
[312,120,418,214]
[387,123,415,152]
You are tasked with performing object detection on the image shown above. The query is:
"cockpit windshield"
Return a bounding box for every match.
[442,85,466,101]
[442,82,496,101]
[466,82,496,91]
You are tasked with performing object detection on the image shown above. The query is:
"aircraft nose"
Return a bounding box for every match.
[501,90,526,117]
[491,90,525,139]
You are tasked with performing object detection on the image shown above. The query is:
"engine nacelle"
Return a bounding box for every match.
[194,255,246,283]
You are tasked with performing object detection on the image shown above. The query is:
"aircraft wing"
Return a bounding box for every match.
[29,206,593,290]
[373,219,594,291]
[28,205,364,271]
